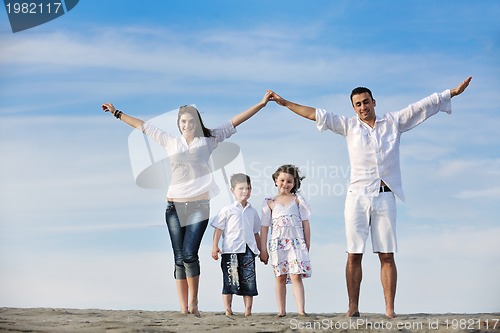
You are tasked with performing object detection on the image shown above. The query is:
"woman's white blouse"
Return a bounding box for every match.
[141,120,236,200]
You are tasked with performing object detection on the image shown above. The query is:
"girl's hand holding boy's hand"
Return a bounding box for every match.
[212,247,222,260]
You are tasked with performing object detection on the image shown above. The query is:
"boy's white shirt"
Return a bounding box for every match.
[211,201,261,255]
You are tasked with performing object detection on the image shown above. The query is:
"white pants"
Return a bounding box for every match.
[344,190,397,253]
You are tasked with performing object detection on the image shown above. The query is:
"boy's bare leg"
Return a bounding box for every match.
[243,296,253,316]
[223,294,233,316]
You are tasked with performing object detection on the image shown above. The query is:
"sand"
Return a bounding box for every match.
[1,308,499,332]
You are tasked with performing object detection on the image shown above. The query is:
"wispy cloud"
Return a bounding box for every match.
[1,1,499,314]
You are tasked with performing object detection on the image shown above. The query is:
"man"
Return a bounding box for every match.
[268,77,472,318]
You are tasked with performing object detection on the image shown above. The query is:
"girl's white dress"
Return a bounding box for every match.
[261,193,312,284]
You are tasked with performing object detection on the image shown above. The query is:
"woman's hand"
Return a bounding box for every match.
[101,103,117,114]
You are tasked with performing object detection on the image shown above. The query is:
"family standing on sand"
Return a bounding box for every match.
[102,76,472,319]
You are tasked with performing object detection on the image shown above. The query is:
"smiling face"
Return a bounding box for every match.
[178,113,198,139]
[274,172,295,195]
[351,92,377,126]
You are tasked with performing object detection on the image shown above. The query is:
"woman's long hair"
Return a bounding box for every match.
[177,105,213,138]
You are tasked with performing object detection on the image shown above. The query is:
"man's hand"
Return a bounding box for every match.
[451,76,472,97]
[268,90,287,106]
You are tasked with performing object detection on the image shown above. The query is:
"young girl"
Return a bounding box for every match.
[260,164,312,317]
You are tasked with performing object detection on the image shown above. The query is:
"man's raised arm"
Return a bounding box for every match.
[451,76,472,97]
[269,90,316,121]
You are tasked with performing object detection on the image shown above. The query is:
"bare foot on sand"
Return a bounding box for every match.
[346,310,360,318]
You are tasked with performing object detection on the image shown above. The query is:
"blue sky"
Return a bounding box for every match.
[1,0,499,314]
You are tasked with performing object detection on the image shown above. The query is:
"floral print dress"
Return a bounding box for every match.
[261,193,312,284]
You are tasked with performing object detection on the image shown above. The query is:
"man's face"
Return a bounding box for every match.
[351,92,376,124]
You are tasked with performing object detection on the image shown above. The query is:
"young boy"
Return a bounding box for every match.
[211,173,261,317]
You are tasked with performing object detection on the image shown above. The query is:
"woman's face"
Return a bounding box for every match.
[178,113,198,138]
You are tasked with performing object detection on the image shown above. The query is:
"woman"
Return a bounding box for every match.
[101,91,271,316]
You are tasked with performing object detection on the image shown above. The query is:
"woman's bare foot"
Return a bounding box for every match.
[275,312,286,318]
[225,310,234,316]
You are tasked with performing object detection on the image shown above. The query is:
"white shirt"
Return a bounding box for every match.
[316,90,452,202]
[211,201,261,255]
[141,121,236,199]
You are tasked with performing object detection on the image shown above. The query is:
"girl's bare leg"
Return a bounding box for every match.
[290,274,306,315]
[275,275,287,316]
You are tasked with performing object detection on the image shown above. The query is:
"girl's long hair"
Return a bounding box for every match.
[177,105,213,138]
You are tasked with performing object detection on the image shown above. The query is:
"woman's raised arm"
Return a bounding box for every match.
[102,103,144,129]
[230,90,272,128]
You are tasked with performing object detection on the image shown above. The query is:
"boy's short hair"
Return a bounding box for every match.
[230,173,251,189]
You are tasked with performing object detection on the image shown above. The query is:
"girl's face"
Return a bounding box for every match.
[275,172,295,195]
[178,113,197,139]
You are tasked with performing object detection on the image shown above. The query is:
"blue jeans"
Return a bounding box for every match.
[221,246,258,296]
[165,200,210,280]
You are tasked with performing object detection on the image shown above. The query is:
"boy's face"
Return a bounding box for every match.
[231,182,252,203]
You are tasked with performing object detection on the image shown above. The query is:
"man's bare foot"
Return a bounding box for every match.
[386,312,397,319]
[275,313,286,318]
[298,312,309,317]
[225,310,234,316]
[245,312,252,317]
[346,310,360,318]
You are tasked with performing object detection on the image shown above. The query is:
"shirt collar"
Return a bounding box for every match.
[356,115,386,128]
[232,200,251,209]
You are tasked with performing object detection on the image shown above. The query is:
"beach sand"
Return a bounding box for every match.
[1,308,499,332]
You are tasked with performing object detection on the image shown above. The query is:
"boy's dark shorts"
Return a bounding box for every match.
[220,246,258,296]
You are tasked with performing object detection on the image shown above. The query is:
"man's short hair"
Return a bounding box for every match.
[350,87,374,105]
